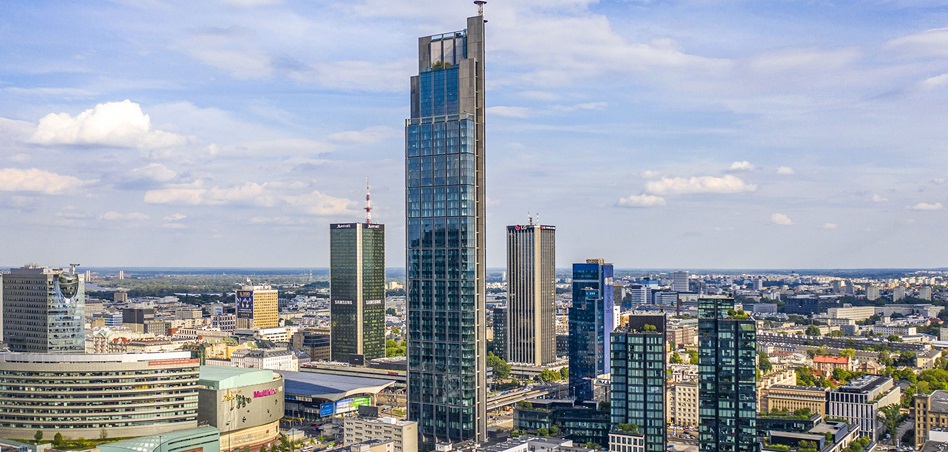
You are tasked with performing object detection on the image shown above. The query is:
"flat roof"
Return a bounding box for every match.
[277,370,394,402]
[98,426,219,452]
[930,390,948,413]
[0,351,192,364]
[199,366,276,390]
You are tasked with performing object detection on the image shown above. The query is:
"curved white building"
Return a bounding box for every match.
[0,351,200,440]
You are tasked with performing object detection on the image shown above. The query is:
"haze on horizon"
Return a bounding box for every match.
[1,1,946,269]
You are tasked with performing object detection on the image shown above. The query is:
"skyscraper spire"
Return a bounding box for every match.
[364,178,372,224]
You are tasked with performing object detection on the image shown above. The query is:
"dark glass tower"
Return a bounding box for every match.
[611,314,667,452]
[569,259,615,401]
[505,222,556,366]
[2,265,85,353]
[330,222,386,363]
[698,297,757,452]
[405,12,487,447]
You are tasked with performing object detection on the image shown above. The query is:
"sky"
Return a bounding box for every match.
[1,0,948,269]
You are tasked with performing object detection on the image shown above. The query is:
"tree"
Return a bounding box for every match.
[888,334,903,343]
[34,431,43,442]
[687,350,699,365]
[670,352,684,364]
[805,325,821,336]
[537,369,560,382]
[559,367,568,380]
[878,351,894,367]
[759,351,773,374]
[53,433,64,447]
[549,425,560,436]
[826,330,846,337]
[643,324,657,332]
[537,428,549,437]
[487,352,511,379]
[839,348,856,359]
[896,351,916,367]
[879,403,903,439]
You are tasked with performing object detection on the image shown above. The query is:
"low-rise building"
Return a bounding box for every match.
[608,429,644,452]
[666,379,698,427]
[915,390,948,446]
[812,355,854,374]
[762,385,829,416]
[344,415,417,452]
[828,375,901,441]
[231,348,298,371]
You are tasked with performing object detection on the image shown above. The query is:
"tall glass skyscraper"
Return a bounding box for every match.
[698,297,757,452]
[569,259,615,401]
[405,12,487,447]
[611,314,667,452]
[330,222,386,364]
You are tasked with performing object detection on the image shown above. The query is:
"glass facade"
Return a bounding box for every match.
[505,224,556,366]
[330,223,386,363]
[698,297,757,452]
[406,14,486,447]
[611,314,667,452]
[2,266,85,353]
[569,260,614,401]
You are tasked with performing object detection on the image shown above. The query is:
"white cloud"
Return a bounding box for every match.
[729,161,754,172]
[645,175,757,195]
[128,163,178,183]
[144,181,273,206]
[822,223,838,229]
[284,190,355,216]
[328,126,400,146]
[909,202,944,211]
[920,74,948,90]
[616,194,666,208]
[0,168,85,194]
[640,170,659,179]
[487,106,532,118]
[887,27,948,57]
[872,194,889,203]
[552,101,608,112]
[770,213,793,226]
[163,213,187,222]
[776,166,795,175]
[31,100,185,149]
[100,211,149,221]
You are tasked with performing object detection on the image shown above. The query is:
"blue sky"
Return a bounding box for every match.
[1,0,947,269]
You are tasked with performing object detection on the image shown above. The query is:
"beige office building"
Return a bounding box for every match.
[344,416,417,452]
[667,379,699,427]
[762,385,829,416]
[915,390,948,446]
[236,283,279,329]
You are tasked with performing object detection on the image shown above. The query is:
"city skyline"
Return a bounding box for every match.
[1,2,948,269]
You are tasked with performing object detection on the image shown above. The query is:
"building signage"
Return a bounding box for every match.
[365,299,383,305]
[366,223,383,229]
[333,223,354,229]
[254,388,279,398]
[334,300,353,305]
[335,398,354,414]
[147,358,200,367]
[320,402,335,417]
[352,396,371,408]
[236,291,254,318]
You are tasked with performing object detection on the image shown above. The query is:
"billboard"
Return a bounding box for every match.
[335,398,354,414]
[320,402,335,417]
[236,290,254,319]
[352,396,371,408]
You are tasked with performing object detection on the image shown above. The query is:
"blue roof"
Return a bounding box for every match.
[276,370,394,402]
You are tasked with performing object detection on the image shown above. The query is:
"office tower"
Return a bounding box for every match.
[331,220,386,364]
[505,221,556,366]
[611,314,667,452]
[672,271,689,293]
[492,305,507,360]
[405,9,487,446]
[235,283,278,329]
[2,265,85,353]
[828,375,900,441]
[569,259,616,401]
[698,297,757,452]
[122,306,156,333]
[628,284,647,306]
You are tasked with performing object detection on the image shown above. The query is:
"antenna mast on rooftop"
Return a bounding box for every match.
[475,0,486,16]
[364,178,373,224]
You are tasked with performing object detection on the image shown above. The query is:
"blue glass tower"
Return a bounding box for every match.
[568,259,615,401]
[405,12,487,448]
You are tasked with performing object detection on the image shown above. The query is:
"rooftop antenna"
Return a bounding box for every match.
[364,178,373,224]
[527,211,533,226]
[69,263,80,274]
[474,0,486,16]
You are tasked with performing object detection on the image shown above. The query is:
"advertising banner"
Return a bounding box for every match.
[320,402,335,417]
[236,291,254,319]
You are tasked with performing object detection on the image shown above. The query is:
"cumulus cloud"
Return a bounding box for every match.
[284,190,355,216]
[100,211,149,221]
[31,100,185,149]
[0,168,85,194]
[164,213,187,222]
[616,194,666,208]
[728,161,754,171]
[920,74,948,90]
[909,202,944,211]
[328,126,400,146]
[776,166,795,175]
[872,194,889,203]
[770,213,793,226]
[822,223,838,229]
[645,175,757,195]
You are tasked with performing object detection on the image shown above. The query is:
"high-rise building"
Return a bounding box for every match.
[331,221,386,364]
[828,375,900,441]
[505,222,556,366]
[2,265,85,353]
[405,9,487,447]
[611,314,667,452]
[235,283,278,329]
[698,297,757,452]
[569,259,616,401]
[492,305,507,360]
[672,271,689,293]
